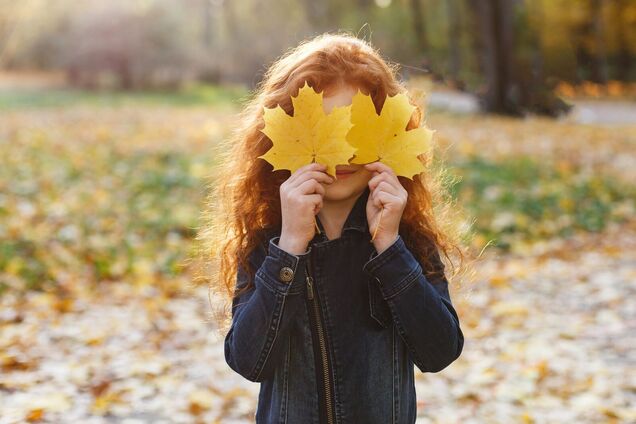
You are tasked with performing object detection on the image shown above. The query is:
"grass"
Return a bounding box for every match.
[449,155,636,250]
[0,82,250,110]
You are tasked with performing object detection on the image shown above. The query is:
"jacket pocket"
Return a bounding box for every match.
[368,276,392,328]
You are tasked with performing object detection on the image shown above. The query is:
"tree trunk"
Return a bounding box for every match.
[467,0,571,116]
[589,0,608,83]
[614,0,632,81]
[409,0,429,52]
[468,0,517,114]
[446,0,462,89]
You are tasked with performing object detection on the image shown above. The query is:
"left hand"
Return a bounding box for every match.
[364,161,408,254]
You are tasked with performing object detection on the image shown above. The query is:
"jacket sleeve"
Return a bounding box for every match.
[224,236,310,382]
[362,235,464,373]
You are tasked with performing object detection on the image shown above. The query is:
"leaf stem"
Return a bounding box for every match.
[371,206,384,242]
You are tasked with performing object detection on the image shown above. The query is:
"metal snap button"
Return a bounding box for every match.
[279,266,294,283]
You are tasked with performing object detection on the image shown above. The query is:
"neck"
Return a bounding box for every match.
[317,191,362,240]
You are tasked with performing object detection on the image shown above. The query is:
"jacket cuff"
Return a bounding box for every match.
[362,235,421,300]
[256,236,311,295]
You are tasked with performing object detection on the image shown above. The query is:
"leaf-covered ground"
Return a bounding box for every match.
[1,97,635,423]
[414,221,636,423]
[1,222,633,423]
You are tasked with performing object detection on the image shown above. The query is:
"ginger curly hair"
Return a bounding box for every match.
[193,31,474,337]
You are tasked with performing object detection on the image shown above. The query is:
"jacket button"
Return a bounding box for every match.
[279,266,294,283]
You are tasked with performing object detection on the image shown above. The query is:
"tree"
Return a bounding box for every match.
[466,0,571,116]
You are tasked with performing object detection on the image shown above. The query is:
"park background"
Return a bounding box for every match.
[0,0,634,423]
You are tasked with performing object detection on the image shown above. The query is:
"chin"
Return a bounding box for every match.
[323,170,370,201]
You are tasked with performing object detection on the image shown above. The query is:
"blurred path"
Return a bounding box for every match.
[568,100,636,125]
[426,90,636,126]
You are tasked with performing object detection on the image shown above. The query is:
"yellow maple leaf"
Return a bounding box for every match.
[258,81,356,179]
[346,89,435,179]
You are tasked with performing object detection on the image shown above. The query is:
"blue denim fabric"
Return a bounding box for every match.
[224,186,464,423]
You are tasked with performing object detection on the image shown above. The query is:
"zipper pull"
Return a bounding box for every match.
[305,252,314,300]
[306,275,314,300]
[305,259,314,300]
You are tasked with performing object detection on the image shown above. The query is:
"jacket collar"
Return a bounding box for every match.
[315,185,370,236]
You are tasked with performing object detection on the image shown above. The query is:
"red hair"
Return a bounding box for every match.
[194,31,472,335]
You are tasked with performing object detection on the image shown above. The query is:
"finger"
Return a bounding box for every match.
[288,162,327,185]
[293,170,334,188]
[371,182,399,202]
[372,190,400,209]
[368,172,399,192]
[305,193,323,214]
[297,178,326,197]
[313,197,324,214]
[364,161,396,177]
[287,162,326,187]
[368,172,388,191]
[374,180,399,197]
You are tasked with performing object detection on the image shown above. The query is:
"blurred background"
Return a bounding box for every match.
[0,0,634,423]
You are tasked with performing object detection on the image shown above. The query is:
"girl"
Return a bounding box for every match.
[197,32,469,424]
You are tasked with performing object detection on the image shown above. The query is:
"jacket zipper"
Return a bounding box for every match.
[305,250,335,424]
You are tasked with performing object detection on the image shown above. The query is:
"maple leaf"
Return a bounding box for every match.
[258,81,356,179]
[346,89,435,179]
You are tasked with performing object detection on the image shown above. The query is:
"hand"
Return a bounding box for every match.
[364,161,407,254]
[278,162,334,255]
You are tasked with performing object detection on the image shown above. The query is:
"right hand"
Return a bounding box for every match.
[278,162,334,255]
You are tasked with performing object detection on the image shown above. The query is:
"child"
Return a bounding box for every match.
[197,32,467,424]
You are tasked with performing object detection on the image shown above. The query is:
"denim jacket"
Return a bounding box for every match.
[224,186,464,423]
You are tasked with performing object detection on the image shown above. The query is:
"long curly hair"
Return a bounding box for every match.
[193,31,474,337]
